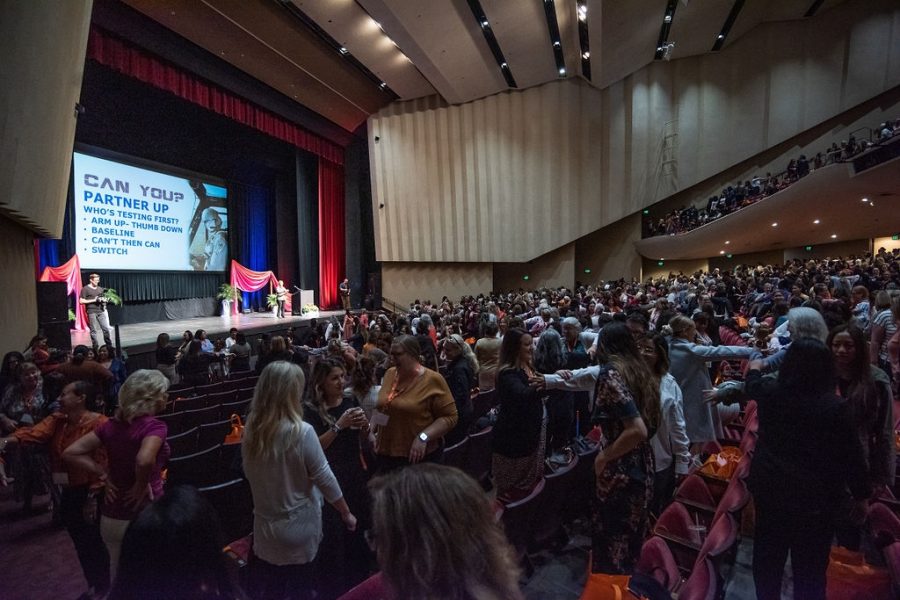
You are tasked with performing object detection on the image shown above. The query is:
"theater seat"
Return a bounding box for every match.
[635,536,682,593]
[678,558,718,600]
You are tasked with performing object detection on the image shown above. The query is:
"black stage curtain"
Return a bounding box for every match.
[107,297,218,325]
[95,271,221,302]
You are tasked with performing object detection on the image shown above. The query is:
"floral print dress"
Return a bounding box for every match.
[590,368,655,574]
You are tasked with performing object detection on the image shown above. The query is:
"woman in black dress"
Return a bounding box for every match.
[304,358,373,599]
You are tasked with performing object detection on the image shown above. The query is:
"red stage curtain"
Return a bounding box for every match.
[86,27,344,165]
[39,255,88,331]
[229,260,278,316]
[318,159,345,309]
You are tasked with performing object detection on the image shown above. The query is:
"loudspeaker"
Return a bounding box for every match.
[36,281,69,323]
[39,321,71,351]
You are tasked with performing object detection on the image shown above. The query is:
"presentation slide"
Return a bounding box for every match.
[73,151,229,271]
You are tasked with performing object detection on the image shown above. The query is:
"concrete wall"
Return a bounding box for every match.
[369,0,900,263]
[0,215,39,351]
[494,243,575,293]
[0,0,92,351]
[0,0,93,237]
[873,236,900,254]
[575,213,642,284]
[381,262,493,307]
[783,239,872,262]
[642,258,710,282]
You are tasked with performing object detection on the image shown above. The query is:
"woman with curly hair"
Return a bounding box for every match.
[64,369,171,581]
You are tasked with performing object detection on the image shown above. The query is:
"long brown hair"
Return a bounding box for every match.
[305,358,345,427]
[369,464,523,600]
[598,323,661,431]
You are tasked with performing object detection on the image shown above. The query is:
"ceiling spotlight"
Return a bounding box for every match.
[558,67,566,76]
[831,234,838,239]
[481,20,489,28]
[717,34,724,40]
[725,240,730,245]
[339,47,348,55]
[577,4,588,21]
[582,51,590,60]
[553,41,561,47]
[771,222,778,227]
[719,250,725,255]
[500,62,508,68]
[813,219,820,224]
[664,14,672,23]
[862,197,869,202]
[379,82,387,89]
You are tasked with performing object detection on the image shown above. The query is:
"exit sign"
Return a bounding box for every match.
[805,245,813,251]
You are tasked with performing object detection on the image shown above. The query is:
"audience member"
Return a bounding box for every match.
[63,369,171,582]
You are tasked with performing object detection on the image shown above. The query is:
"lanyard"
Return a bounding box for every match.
[384,367,423,412]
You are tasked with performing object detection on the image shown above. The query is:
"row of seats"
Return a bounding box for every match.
[158,397,252,436]
[634,402,759,598]
[167,372,259,400]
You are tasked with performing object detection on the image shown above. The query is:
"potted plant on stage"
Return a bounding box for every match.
[266,293,279,316]
[100,288,123,306]
[217,283,242,316]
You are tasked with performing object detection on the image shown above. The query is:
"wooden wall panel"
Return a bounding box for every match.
[0,0,93,237]
[369,0,900,264]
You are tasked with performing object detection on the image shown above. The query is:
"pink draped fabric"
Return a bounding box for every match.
[39,255,88,331]
[229,260,278,316]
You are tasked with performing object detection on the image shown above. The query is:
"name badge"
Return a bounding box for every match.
[371,411,390,427]
[52,472,70,486]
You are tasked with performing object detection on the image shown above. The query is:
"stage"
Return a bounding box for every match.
[71,309,344,370]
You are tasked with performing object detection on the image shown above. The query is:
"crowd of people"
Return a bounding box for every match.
[1,245,899,599]
[645,118,900,237]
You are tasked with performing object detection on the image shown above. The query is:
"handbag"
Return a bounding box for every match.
[223,414,244,445]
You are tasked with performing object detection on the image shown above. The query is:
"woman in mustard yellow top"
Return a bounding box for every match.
[374,335,457,473]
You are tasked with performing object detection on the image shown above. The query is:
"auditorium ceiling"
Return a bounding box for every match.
[121,0,848,133]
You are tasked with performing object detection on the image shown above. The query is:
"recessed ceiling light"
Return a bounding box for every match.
[813,219,820,224]
[339,47,348,55]
[664,15,672,23]
[553,41,561,48]
[771,222,778,227]
[558,67,566,75]
[831,234,837,239]
[719,250,725,255]
[481,20,489,28]
[862,197,868,202]
[717,34,724,40]
[500,62,508,68]
[582,51,590,60]
[725,240,730,245]
[379,82,387,89]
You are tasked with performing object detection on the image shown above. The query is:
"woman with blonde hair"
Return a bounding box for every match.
[64,369,171,582]
[346,463,522,600]
[242,360,356,600]
[441,334,478,445]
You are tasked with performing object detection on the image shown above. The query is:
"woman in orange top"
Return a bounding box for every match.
[0,380,110,598]
[373,335,457,473]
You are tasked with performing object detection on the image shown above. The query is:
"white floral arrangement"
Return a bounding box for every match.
[301,304,319,315]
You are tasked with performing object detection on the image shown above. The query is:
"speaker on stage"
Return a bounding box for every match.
[36,281,69,323]
[39,321,71,351]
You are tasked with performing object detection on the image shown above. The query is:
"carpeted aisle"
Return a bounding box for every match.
[0,488,88,600]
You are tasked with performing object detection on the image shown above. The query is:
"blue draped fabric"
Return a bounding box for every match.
[234,183,274,311]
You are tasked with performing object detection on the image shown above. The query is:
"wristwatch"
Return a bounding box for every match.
[330,423,343,434]
[418,432,429,443]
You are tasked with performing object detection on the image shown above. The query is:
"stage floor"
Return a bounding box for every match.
[71,309,344,354]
